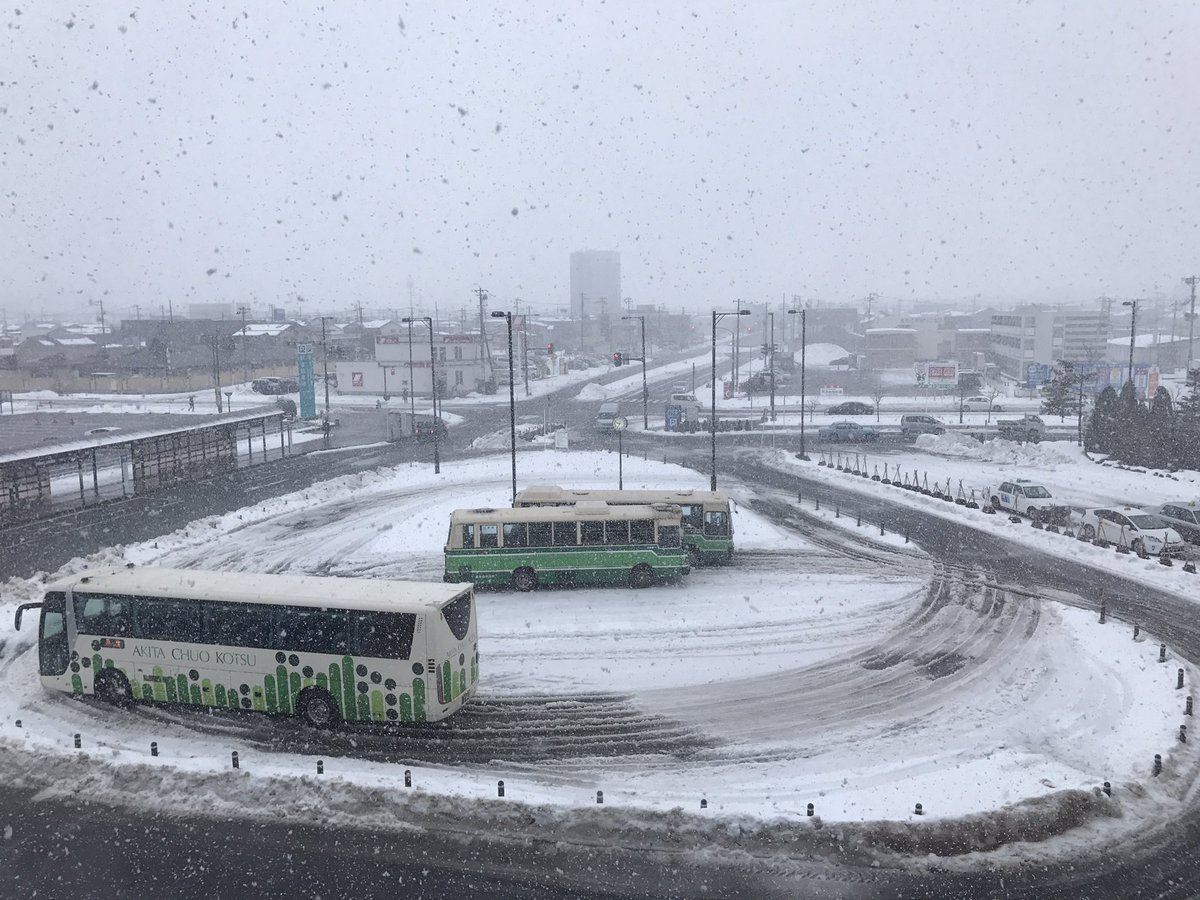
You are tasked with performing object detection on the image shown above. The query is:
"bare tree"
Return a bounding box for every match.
[805,398,819,423]
[871,382,885,422]
[985,386,1002,424]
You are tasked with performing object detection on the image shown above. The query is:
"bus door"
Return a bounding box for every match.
[39,592,70,677]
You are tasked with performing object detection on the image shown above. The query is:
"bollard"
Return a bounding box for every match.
[596,790,604,805]
[798,491,802,504]
[806,802,814,817]
[1187,696,1194,716]
[404,769,412,787]
[1134,624,1140,639]
[914,803,923,816]
[14,720,20,729]
[835,505,840,519]
[1103,781,1111,797]
[1179,669,1186,690]
[74,733,81,749]
[815,498,820,511]
[231,750,239,769]
[1154,753,1162,776]
[905,530,910,544]
[1182,725,1189,744]
[856,512,861,527]
[701,798,708,809]
[317,760,324,775]
[880,523,885,536]
[498,780,505,798]
[1161,644,1168,663]
[1099,599,1106,624]
[150,741,158,757]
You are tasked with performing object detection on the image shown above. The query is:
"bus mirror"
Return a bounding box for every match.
[14,602,42,631]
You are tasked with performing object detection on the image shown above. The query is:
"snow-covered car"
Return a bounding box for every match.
[961,396,1003,412]
[1158,502,1200,545]
[989,479,1068,523]
[900,414,945,437]
[826,401,874,416]
[1078,507,1187,556]
[817,421,879,442]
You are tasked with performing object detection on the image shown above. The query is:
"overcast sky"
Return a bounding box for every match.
[3,1,1198,323]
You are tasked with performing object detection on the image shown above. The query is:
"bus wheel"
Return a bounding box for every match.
[630,564,657,589]
[297,688,341,729]
[512,567,538,592]
[94,669,132,706]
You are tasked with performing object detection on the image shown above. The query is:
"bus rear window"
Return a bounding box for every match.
[352,611,417,659]
[441,593,472,641]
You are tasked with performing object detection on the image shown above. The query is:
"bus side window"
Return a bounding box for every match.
[273,606,349,655]
[553,522,578,546]
[351,611,416,659]
[680,505,703,529]
[138,598,201,643]
[528,522,553,547]
[479,524,499,549]
[460,524,476,548]
[580,521,605,545]
[74,593,136,638]
[704,511,730,536]
[605,521,629,544]
[657,525,681,548]
[203,602,271,648]
[502,523,527,547]
[629,520,655,544]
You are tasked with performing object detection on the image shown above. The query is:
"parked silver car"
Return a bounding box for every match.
[1158,502,1200,545]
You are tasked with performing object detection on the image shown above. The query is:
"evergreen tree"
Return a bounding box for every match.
[1176,368,1200,470]
[1145,387,1174,469]
[1040,361,1077,421]
[1113,380,1148,464]
[1085,385,1118,455]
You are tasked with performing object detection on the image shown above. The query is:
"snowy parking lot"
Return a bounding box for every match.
[1,449,1196,863]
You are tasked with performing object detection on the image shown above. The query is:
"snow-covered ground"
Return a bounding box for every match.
[1,449,1195,858]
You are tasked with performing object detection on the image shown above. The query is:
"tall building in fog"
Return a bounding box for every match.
[569,251,621,321]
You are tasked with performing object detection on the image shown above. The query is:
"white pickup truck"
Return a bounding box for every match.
[995,415,1046,443]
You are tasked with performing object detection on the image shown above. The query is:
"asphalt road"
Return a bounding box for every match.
[7,395,1200,897]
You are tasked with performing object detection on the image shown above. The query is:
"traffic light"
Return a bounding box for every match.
[613,351,624,367]
[547,343,554,354]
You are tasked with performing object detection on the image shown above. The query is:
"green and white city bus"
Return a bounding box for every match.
[444,501,688,591]
[14,566,479,727]
[513,485,735,566]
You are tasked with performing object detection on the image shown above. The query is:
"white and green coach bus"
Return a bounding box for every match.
[14,566,479,728]
[444,501,688,591]
[513,486,735,566]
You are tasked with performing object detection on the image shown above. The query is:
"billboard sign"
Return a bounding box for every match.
[926,363,958,385]
[297,343,317,418]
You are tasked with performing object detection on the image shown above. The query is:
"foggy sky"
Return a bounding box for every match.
[3,1,1198,322]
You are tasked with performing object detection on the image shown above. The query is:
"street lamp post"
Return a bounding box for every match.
[402,316,441,475]
[767,312,776,422]
[406,318,416,421]
[1122,300,1138,386]
[711,308,751,491]
[491,310,517,503]
[621,314,648,430]
[787,308,807,458]
[320,317,333,421]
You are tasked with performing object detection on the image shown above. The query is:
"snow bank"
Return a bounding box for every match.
[796,343,849,367]
[915,432,1079,466]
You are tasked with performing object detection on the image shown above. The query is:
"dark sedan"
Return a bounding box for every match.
[826,401,874,416]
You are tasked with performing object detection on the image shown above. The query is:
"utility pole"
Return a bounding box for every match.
[733,299,742,389]
[211,334,223,412]
[476,287,493,370]
[1185,276,1198,371]
[768,312,776,422]
[237,305,250,384]
[132,304,141,321]
[320,316,332,419]
[355,301,364,327]
[579,292,588,351]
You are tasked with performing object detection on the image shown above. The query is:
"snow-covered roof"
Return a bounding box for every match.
[240,323,295,337]
[360,319,396,329]
[55,336,98,347]
[1106,333,1186,348]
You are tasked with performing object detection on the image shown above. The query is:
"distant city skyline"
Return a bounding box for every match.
[3,3,1198,319]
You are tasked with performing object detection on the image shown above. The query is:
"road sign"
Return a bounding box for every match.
[297,345,317,419]
[665,405,682,430]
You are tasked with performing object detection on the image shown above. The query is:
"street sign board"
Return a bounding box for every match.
[665,405,682,430]
[297,344,317,419]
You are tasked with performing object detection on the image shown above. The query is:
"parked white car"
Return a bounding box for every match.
[989,479,1063,521]
[1077,507,1187,556]
[961,396,1004,412]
